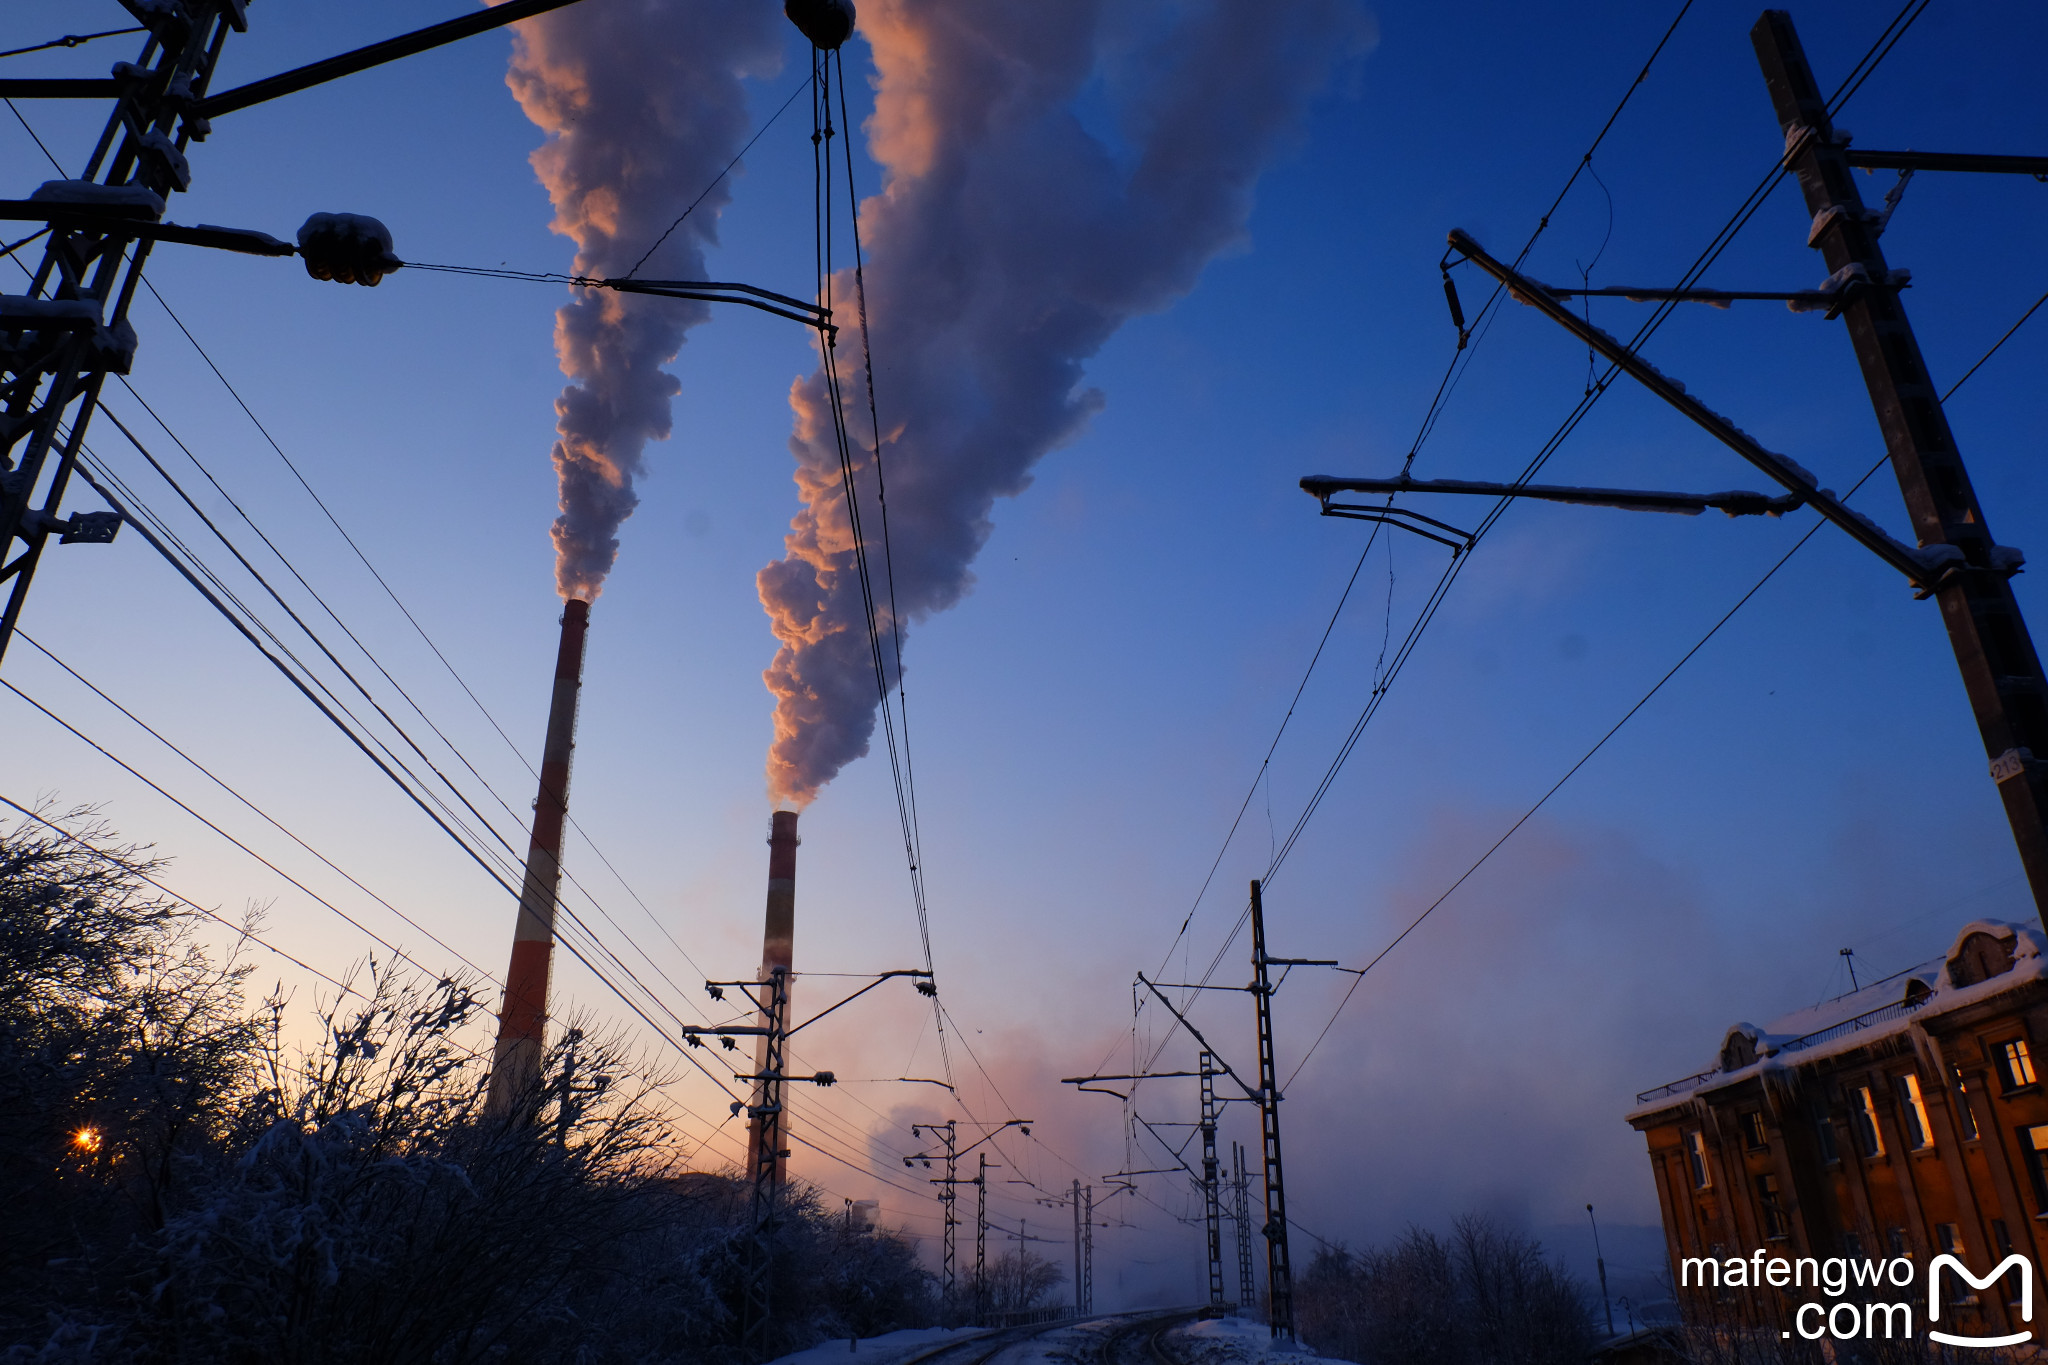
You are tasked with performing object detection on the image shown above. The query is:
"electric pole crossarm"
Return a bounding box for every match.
[1537,285,1836,306]
[1446,228,1939,587]
[1843,150,2048,177]
[192,0,601,119]
[0,81,123,101]
[785,969,933,1036]
[1303,474,1803,519]
[0,206,294,257]
[1133,974,1263,1101]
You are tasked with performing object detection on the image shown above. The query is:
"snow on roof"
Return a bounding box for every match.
[1630,919,2046,1120]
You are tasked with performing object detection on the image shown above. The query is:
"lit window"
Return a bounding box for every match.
[1994,1221,2023,1306]
[1852,1086,1886,1159]
[1756,1174,1788,1241]
[1897,1074,1935,1150]
[2001,1039,2038,1091]
[2023,1125,2048,1211]
[1687,1131,1712,1190]
[1743,1111,1768,1149]
[1953,1068,1980,1141]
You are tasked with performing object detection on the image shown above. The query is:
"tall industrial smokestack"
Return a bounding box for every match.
[746,809,799,1179]
[487,598,591,1118]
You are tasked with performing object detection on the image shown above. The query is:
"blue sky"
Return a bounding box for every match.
[6,0,2046,1308]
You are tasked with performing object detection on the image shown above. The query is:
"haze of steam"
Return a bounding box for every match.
[759,0,1369,804]
[505,0,780,601]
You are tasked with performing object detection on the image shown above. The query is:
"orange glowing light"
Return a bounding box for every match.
[72,1127,102,1153]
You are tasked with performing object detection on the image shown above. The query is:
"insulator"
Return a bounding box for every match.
[296,212,402,287]
[785,0,855,50]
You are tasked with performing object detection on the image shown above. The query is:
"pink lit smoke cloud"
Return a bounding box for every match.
[504,0,781,601]
[759,0,1373,805]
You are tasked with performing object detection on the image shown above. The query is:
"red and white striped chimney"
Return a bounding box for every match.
[487,598,590,1117]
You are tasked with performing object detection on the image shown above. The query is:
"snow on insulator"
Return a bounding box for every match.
[0,297,103,328]
[785,0,856,50]
[295,212,402,288]
[138,131,191,192]
[29,180,164,217]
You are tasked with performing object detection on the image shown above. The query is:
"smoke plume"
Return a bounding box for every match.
[505,0,782,601]
[760,0,1372,805]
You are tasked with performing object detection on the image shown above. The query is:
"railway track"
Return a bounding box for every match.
[890,1307,1199,1365]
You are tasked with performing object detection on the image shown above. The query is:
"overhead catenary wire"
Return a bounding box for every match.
[1279,241,2045,1090]
[1135,0,1701,1032]
[1126,0,1931,1098]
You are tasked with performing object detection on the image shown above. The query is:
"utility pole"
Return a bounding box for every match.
[978,1154,991,1325]
[1200,1050,1225,1310]
[1232,1141,1256,1310]
[1752,10,2048,915]
[703,967,925,1357]
[906,1117,1029,1325]
[1249,880,1295,1340]
[0,3,240,662]
[0,0,601,669]
[1083,1184,1094,1313]
[739,966,790,1361]
[1072,1178,1084,1317]
[916,1120,959,1308]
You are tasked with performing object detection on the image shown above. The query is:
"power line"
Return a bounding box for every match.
[1280,242,2044,1086]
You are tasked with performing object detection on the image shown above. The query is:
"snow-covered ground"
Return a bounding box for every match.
[765,1325,983,1365]
[1165,1315,1322,1364]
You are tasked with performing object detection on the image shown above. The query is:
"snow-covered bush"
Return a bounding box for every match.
[1296,1216,1592,1365]
[0,809,938,1364]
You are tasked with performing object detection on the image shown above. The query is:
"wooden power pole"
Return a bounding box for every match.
[1752,9,2048,912]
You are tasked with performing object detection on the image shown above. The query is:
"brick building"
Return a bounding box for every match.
[1628,919,2048,1336]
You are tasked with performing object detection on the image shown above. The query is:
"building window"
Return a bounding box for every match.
[1743,1111,1768,1149]
[1936,1225,1977,1303]
[1756,1174,1788,1241]
[1993,1221,2023,1306]
[1852,1086,1886,1159]
[1816,1114,1840,1164]
[1953,1067,1980,1141]
[1687,1130,1712,1190]
[1843,1231,1864,1259]
[1887,1226,1908,1257]
[1999,1038,2038,1092]
[2022,1125,2048,1212]
[1897,1073,1936,1150]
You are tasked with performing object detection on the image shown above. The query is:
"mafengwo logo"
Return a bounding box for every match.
[1682,1251,2035,1347]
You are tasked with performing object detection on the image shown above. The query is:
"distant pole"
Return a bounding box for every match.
[1083,1185,1094,1313]
[1587,1203,1615,1337]
[1073,1178,1084,1316]
[987,1154,995,1326]
[1841,947,1860,992]
[1233,1141,1257,1309]
[1250,880,1295,1340]
[935,1122,958,1308]
[1200,1050,1226,1308]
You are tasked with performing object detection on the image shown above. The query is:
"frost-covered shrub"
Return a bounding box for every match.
[1296,1215,1593,1365]
[0,805,255,1349]
[0,810,940,1364]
